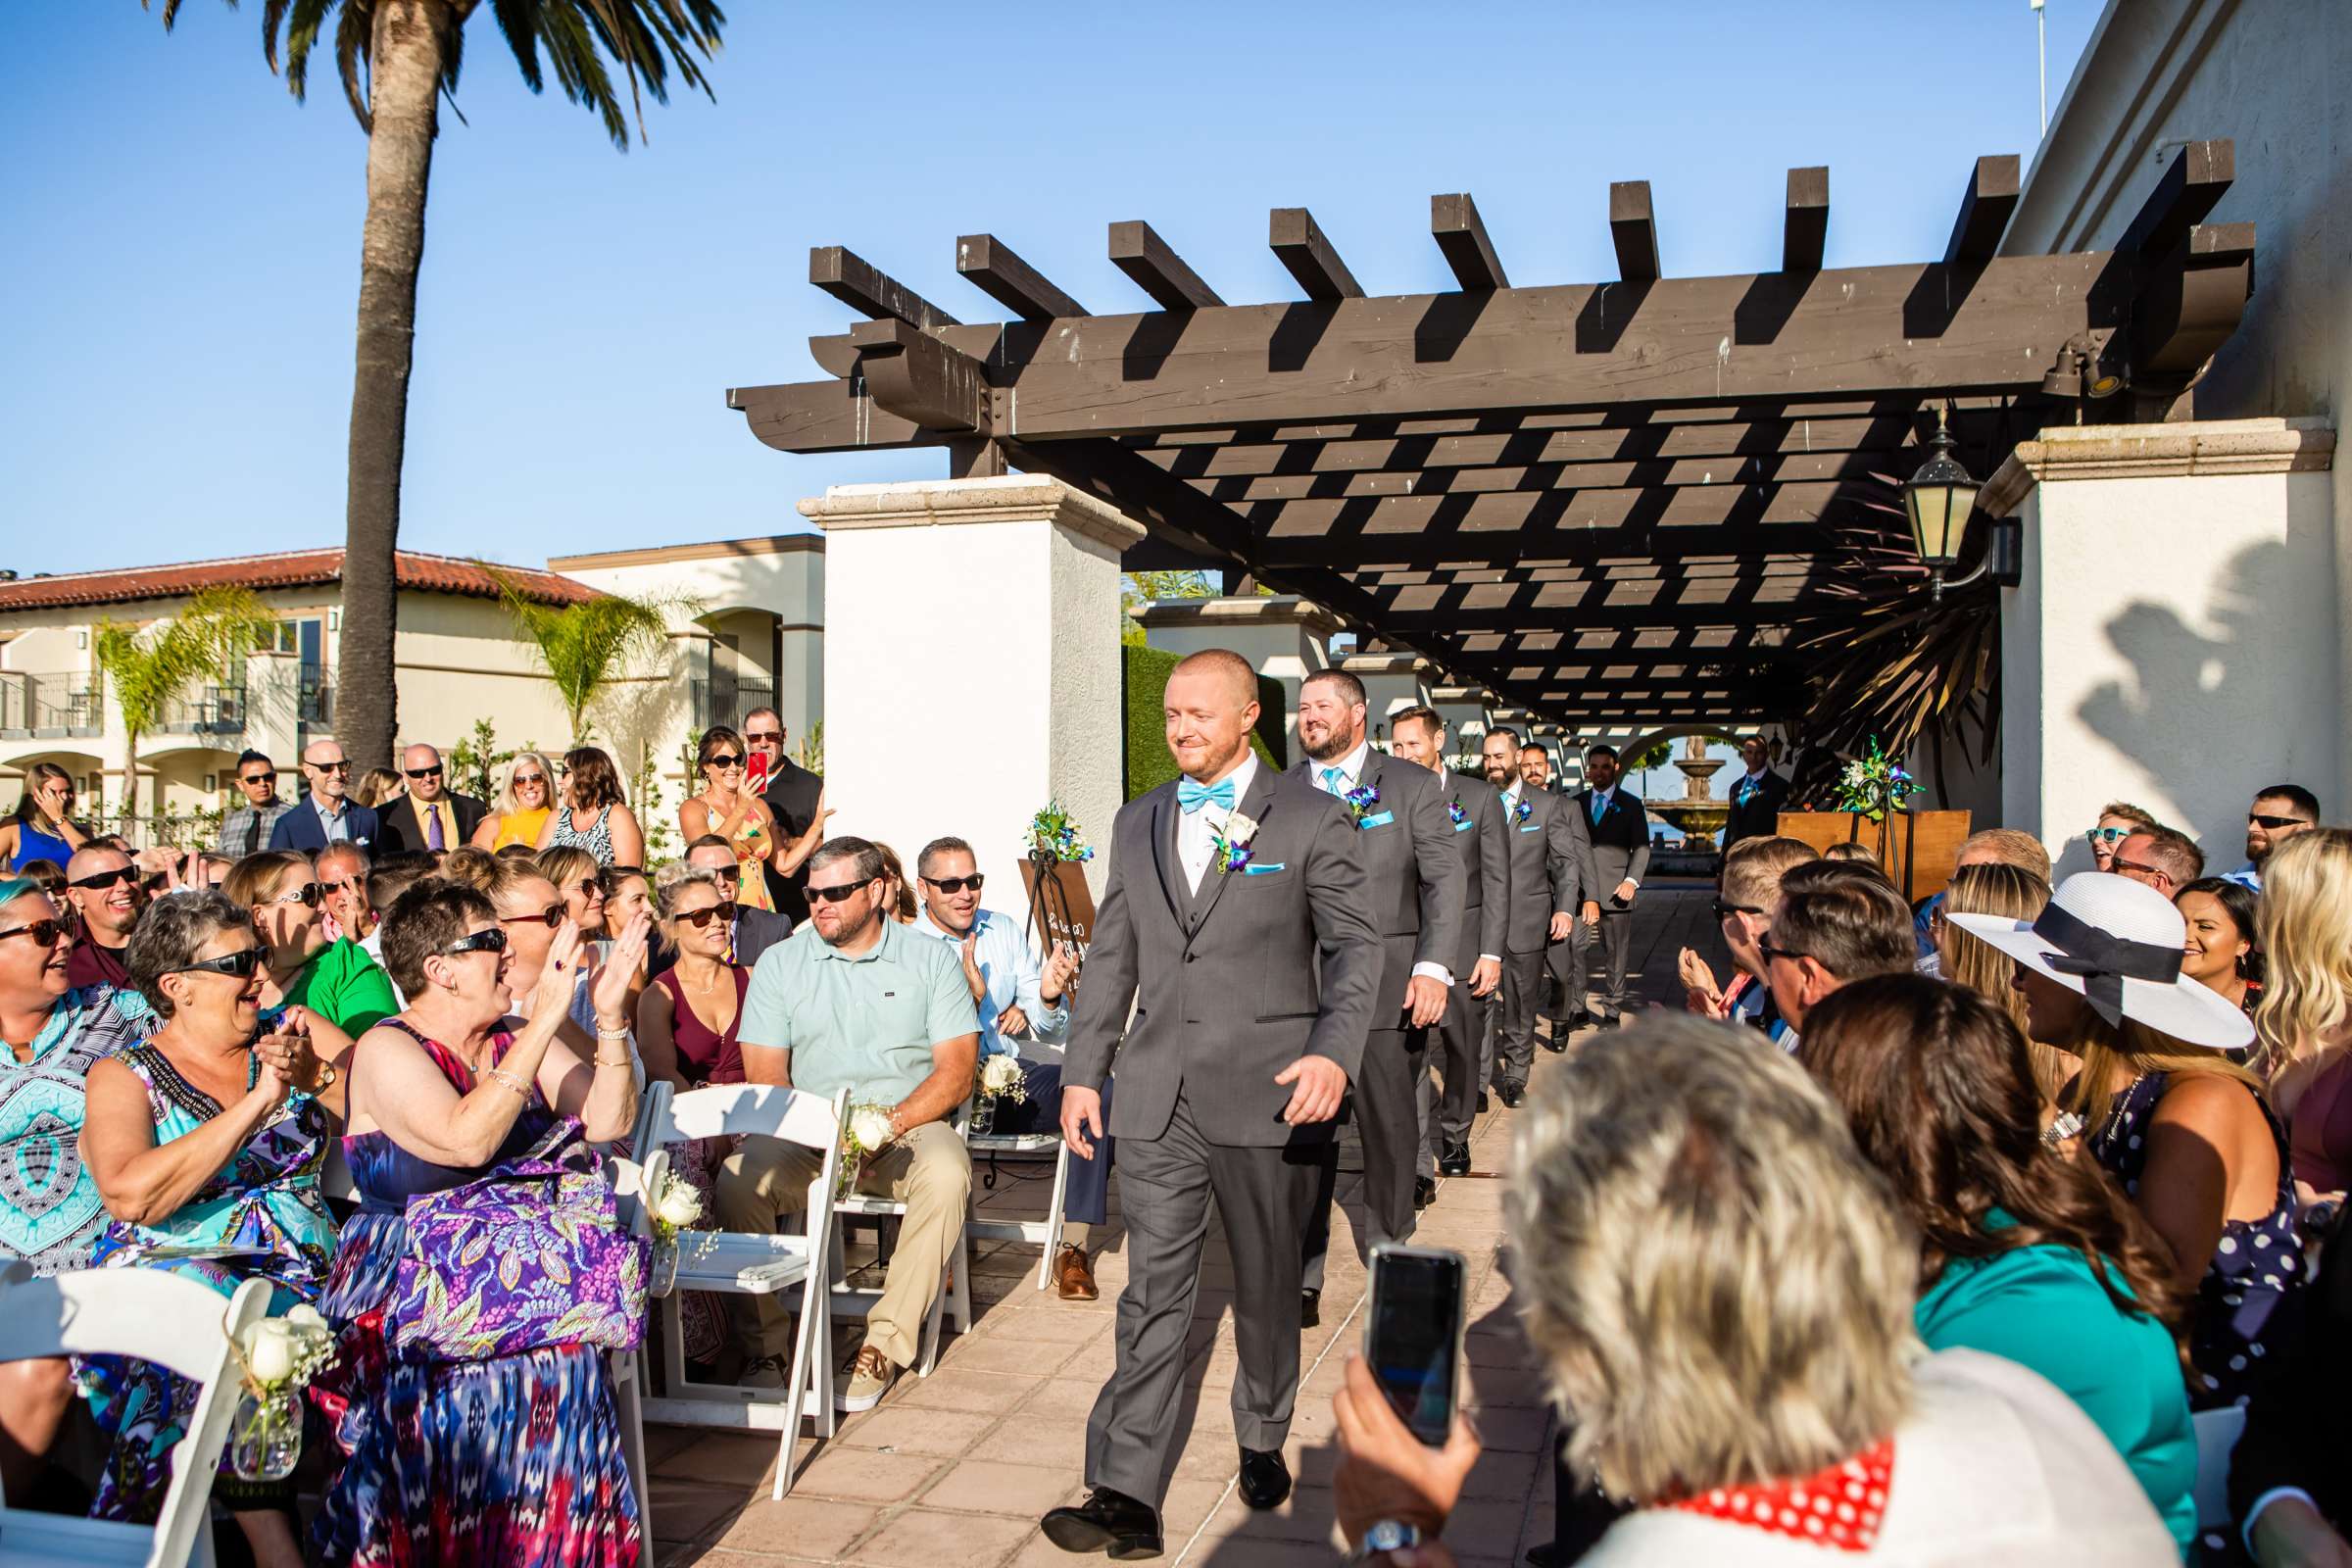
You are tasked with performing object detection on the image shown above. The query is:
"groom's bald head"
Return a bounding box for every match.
[1171,649,1257,709]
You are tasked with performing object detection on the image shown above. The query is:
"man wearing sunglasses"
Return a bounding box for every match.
[648,836,792,976]
[2112,825,2205,899]
[379,743,486,856]
[742,707,828,925]
[214,750,291,859]
[268,741,380,855]
[1760,875,1916,1044]
[908,836,1102,1298]
[2225,783,2322,892]
[62,846,150,1000]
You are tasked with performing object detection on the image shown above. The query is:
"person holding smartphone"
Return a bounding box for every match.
[741,708,829,924]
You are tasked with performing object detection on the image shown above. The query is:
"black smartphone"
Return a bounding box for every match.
[1363,1244,1465,1447]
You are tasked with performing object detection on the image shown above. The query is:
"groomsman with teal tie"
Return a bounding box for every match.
[1572,743,1650,1024]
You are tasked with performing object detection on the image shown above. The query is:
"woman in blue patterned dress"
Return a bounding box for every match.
[313,876,643,1567]
[0,874,145,1506]
[79,888,338,1568]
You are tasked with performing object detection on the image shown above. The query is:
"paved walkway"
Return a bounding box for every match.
[645,884,1715,1566]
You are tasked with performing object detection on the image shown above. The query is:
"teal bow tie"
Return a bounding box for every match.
[1178,776,1236,814]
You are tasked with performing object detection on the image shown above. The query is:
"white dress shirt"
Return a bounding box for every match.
[1177,751,1259,896]
[1310,740,1450,987]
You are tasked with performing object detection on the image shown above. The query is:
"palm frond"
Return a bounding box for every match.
[484,567,682,736]
[93,587,276,739]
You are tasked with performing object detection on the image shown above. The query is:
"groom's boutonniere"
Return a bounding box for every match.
[1446,799,1470,828]
[1510,798,1534,827]
[1211,810,1260,876]
[1342,782,1381,826]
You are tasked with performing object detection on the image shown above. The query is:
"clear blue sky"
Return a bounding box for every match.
[0,1,2095,576]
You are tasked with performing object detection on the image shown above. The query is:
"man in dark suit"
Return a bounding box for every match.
[1521,741,1588,1035]
[377,743,487,856]
[1391,707,1504,1198]
[1571,743,1650,1024]
[1292,672,1463,1322]
[1043,649,1380,1557]
[1483,727,1591,1104]
[648,835,793,976]
[268,739,382,855]
[1721,734,1790,851]
[743,707,826,925]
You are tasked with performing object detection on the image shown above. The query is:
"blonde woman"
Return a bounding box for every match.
[468,751,556,852]
[2252,828,2352,1202]
[1932,862,2057,1102]
[351,767,405,811]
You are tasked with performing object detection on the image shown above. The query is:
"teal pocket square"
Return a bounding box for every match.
[1243,862,1288,875]
[1518,824,1543,834]
[1451,820,1474,832]
[1358,811,1395,829]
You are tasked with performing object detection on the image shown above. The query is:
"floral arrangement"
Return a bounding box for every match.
[1446,800,1470,828]
[1028,801,1096,863]
[649,1168,704,1242]
[1211,810,1259,876]
[1510,798,1533,827]
[1342,782,1381,826]
[225,1304,338,1481]
[1830,738,1921,823]
[839,1102,898,1198]
[978,1054,1028,1105]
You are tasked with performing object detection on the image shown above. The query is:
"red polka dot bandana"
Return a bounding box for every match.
[1666,1439,1893,1551]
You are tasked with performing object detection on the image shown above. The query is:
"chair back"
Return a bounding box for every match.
[2191,1404,2246,1536]
[656,1082,847,1161]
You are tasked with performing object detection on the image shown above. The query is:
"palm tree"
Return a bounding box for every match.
[488,571,675,741]
[93,586,276,839]
[149,1,727,773]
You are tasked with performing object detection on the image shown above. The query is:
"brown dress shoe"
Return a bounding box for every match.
[1054,1244,1100,1300]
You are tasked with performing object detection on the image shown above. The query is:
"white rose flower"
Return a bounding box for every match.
[849,1107,896,1150]
[1223,810,1259,845]
[282,1304,328,1334]
[244,1320,298,1386]
[654,1178,705,1229]
[981,1055,1023,1096]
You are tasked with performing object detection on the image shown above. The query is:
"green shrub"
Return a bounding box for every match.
[1123,645,1287,800]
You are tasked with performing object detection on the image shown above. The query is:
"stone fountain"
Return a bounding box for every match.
[1643,734,1732,843]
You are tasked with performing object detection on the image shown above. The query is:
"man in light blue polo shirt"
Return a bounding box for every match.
[717,836,979,1412]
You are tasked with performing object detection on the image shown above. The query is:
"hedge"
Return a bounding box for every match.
[1123,644,1288,799]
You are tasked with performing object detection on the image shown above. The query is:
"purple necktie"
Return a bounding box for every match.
[425,804,444,851]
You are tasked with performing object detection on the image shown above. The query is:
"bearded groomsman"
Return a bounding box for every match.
[1571,743,1649,1024]
[1388,707,1505,1198]
[1482,727,1592,1105]
[1291,672,1463,1326]
[1043,650,1380,1557]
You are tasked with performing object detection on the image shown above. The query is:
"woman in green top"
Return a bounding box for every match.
[1800,973,2200,1558]
[222,850,395,1056]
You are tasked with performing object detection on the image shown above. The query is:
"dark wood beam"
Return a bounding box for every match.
[1432,193,1509,290]
[1108,220,1225,311]
[1186,446,1906,504]
[956,234,1086,322]
[1784,167,1829,273]
[808,246,960,332]
[847,318,991,434]
[1249,514,1840,570]
[1610,180,1660,281]
[729,375,940,455]
[1942,156,2021,268]
[2117,139,2234,260]
[2131,221,2255,377]
[1270,208,1365,301]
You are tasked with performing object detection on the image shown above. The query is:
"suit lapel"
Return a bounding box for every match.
[1150,789,1187,929]
[1189,764,1277,937]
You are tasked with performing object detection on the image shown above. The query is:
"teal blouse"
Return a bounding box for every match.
[1915,1210,2197,1557]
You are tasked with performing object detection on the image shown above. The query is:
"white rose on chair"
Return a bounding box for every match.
[653,1173,705,1233]
[849,1105,898,1151]
[227,1305,338,1483]
[979,1054,1028,1105]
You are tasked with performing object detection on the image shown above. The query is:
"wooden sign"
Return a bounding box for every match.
[1776,809,1974,904]
[1020,858,1098,961]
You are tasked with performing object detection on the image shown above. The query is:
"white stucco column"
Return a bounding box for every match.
[1135,595,1338,746]
[1986,417,2337,875]
[798,476,1140,913]
[1342,652,1434,740]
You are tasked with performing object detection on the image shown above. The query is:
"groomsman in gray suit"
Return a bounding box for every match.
[1571,743,1650,1023]
[1292,671,1464,1324]
[1388,707,1505,1195]
[1482,727,1592,1105]
[1043,650,1381,1557]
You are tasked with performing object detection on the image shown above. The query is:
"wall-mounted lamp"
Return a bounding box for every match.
[1904,407,2022,603]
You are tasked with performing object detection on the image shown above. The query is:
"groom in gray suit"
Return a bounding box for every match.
[1043,649,1381,1558]
[1483,726,1593,1104]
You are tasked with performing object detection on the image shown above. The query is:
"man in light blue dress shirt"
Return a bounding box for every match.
[911,835,1112,1300]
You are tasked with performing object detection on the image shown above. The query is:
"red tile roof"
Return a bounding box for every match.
[0,549,598,612]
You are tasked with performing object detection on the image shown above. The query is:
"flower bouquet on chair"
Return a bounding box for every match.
[839,1103,899,1199]
[225,1304,337,1482]
[968,1054,1029,1137]
[643,1151,709,1298]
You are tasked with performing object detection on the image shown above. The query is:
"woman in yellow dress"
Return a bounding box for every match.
[469,751,556,853]
[677,727,778,912]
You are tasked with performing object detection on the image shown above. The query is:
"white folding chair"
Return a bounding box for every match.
[0,1260,270,1568]
[635,1080,846,1499]
[965,1117,1073,1292]
[2191,1404,2247,1539]
[829,1103,979,1375]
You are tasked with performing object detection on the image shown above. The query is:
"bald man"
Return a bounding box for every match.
[379,742,487,854]
[64,843,148,994]
[269,738,383,853]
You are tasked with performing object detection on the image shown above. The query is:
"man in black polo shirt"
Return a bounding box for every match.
[741,706,827,925]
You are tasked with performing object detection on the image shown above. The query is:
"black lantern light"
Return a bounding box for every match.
[1902,407,2018,602]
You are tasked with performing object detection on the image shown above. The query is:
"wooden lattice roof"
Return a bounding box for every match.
[731,144,2252,727]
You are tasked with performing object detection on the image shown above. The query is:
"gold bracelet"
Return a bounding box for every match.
[595,1053,632,1069]
[485,1067,533,1100]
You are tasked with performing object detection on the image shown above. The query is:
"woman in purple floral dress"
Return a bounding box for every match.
[313,877,647,1568]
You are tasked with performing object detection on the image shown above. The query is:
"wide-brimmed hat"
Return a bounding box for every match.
[1949,871,2254,1052]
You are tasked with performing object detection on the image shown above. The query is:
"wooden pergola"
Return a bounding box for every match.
[730,142,2253,730]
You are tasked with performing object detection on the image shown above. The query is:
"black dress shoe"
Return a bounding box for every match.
[1414,1175,1438,1209]
[1540,1032,1567,1053]
[1238,1446,1293,1511]
[1042,1487,1164,1558]
[1475,1090,1491,1114]
[1494,1080,1526,1108]
[1439,1140,1472,1176]
[1299,1288,1320,1329]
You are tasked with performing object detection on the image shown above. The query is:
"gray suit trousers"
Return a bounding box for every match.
[1302,1025,1425,1292]
[1570,909,1636,1018]
[1496,950,1550,1085]
[1086,1092,1321,1504]
[1424,982,1486,1169]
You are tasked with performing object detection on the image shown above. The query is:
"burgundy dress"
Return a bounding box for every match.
[650,966,748,1089]
[650,964,747,1364]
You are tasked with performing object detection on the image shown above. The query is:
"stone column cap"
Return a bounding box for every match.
[1982,416,2336,517]
[796,475,1145,552]
[1431,684,1493,704]
[1130,594,1341,636]
[1339,651,1433,676]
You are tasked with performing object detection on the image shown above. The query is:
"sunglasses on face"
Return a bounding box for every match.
[443,928,510,958]
[170,948,263,981]
[2250,812,2310,830]
[268,883,323,908]
[320,877,363,898]
[676,903,740,930]
[575,878,605,900]
[706,754,744,769]
[500,903,565,929]
[404,765,443,780]
[1758,941,1808,967]
[308,760,352,775]
[513,772,546,787]
[239,773,273,787]
[2110,854,2171,882]
[923,874,985,895]
[0,919,66,949]
[745,731,782,745]
[1711,898,1763,921]
[70,865,139,891]
[806,880,874,906]
[2085,826,2132,845]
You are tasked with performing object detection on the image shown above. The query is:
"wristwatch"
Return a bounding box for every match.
[1348,1520,1424,1561]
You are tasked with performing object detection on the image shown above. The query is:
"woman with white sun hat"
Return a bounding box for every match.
[1953,872,2305,1413]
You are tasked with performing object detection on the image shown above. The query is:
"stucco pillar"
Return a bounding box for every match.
[1984,417,2336,875]
[1134,595,1338,746]
[797,476,1140,911]
[1341,652,1434,740]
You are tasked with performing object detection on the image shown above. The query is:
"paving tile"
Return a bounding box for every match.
[1470,1403,1554,1452]
[917,1457,1084,1517]
[974,1305,1112,1344]
[968,1413,1090,1471]
[945,1333,1083,1376]
[653,1432,784,1488]
[790,1446,946,1503]
[888,1366,1045,1414]
[1458,1446,1544,1501]
[707,1495,879,1558]
[847,1507,1035,1566]
[1202,1483,1345,1546]
[1015,1375,1108,1422]
[649,1482,754,1546]
[836,1405,998,1457]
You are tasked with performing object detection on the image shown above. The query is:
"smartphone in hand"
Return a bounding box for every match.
[1363,1244,1465,1446]
[745,751,771,794]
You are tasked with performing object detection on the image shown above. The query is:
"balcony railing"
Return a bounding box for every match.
[690,678,777,732]
[0,671,104,740]
[156,684,248,737]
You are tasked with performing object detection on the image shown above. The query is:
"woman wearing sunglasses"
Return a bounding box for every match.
[469,750,557,853]
[78,889,338,1568]
[678,726,780,914]
[222,851,396,1046]
[0,876,150,1509]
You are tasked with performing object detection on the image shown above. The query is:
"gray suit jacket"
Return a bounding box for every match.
[1438,772,1510,974]
[1289,751,1465,1021]
[1575,787,1652,906]
[1064,766,1383,1148]
[1498,787,1592,956]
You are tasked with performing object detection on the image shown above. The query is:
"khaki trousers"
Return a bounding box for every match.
[715,1118,972,1371]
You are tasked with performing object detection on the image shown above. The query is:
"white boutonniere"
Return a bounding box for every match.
[1212,810,1261,875]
